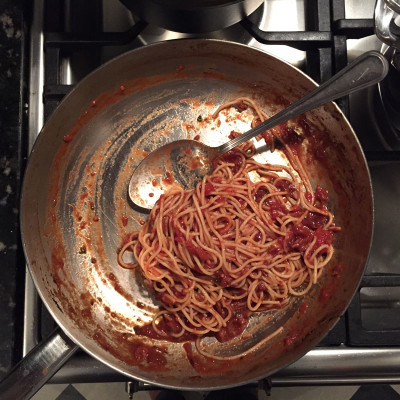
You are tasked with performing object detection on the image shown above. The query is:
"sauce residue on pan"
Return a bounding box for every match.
[44,59,349,375]
[134,319,196,343]
[93,329,168,371]
[162,171,174,185]
[107,272,135,303]
[189,157,202,170]
[182,342,235,375]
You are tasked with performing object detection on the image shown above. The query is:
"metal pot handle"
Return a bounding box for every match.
[0,328,79,400]
[375,0,400,50]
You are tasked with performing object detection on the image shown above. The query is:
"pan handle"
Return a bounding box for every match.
[0,327,79,400]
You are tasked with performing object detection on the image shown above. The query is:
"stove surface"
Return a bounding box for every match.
[19,0,400,390]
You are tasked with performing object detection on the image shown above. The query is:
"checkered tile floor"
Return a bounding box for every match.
[31,383,400,400]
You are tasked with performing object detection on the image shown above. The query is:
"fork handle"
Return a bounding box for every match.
[217,51,388,155]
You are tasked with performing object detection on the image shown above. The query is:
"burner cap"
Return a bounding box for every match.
[130,2,266,47]
[121,0,264,34]
[370,62,400,150]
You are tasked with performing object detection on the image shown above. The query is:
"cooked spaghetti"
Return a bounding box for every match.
[120,98,339,347]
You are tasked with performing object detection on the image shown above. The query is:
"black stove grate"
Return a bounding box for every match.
[39,0,400,353]
[348,276,400,346]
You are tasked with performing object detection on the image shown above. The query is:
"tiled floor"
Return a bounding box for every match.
[31,383,400,400]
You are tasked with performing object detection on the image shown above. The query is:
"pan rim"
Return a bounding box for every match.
[20,37,374,390]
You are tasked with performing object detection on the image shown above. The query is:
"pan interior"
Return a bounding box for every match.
[21,39,372,389]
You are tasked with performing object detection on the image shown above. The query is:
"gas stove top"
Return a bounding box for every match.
[22,0,400,392]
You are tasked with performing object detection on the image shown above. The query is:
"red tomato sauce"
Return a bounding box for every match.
[220,148,243,173]
[135,319,196,342]
[162,171,174,185]
[319,287,332,305]
[284,330,300,347]
[303,212,328,229]
[93,329,167,371]
[332,262,343,278]
[182,342,235,374]
[204,182,215,196]
[299,301,309,315]
[185,239,210,261]
[215,305,249,343]
[190,157,201,169]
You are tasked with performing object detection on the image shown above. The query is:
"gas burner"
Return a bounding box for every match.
[371,0,400,148]
[370,51,400,149]
[120,0,264,34]
[130,2,266,47]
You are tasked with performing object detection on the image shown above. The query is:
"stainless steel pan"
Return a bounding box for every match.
[0,39,373,399]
